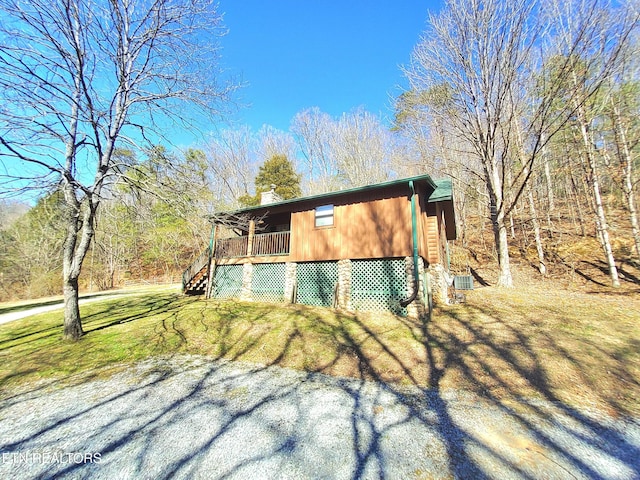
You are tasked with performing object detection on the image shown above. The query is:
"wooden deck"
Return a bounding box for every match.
[183,231,291,293]
[215,231,290,258]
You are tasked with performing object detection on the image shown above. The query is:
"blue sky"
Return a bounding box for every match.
[215,1,443,134]
[3,1,447,204]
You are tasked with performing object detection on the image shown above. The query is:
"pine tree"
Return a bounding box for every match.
[239,155,301,206]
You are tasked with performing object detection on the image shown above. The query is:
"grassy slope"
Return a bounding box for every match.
[0,278,638,417]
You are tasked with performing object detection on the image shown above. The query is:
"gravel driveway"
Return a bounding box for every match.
[0,355,638,479]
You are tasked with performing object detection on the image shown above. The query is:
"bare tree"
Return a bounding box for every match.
[291,107,342,195]
[206,127,257,208]
[406,0,542,287]
[292,107,396,194]
[545,0,639,286]
[393,88,479,248]
[90,201,130,290]
[571,81,621,287]
[0,0,233,339]
[609,91,640,258]
[257,125,297,165]
[405,0,637,287]
[332,109,394,187]
[603,41,640,258]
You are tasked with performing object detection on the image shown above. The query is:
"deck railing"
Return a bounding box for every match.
[252,231,291,256]
[215,236,249,258]
[214,230,290,258]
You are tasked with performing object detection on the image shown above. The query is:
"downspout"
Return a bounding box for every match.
[205,223,217,299]
[208,223,217,258]
[400,180,420,308]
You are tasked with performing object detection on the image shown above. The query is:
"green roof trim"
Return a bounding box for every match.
[216,173,441,216]
[428,178,453,203]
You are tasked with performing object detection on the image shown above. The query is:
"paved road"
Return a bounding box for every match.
[0,293,135,326]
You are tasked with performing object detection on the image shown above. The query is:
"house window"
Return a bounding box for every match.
[315,204,334,227]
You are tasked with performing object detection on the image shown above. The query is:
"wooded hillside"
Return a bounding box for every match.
[1,0,638,301]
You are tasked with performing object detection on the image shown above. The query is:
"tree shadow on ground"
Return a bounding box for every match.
[0,294,184,348]
[469,266,491,287]
[0,294,638,479]
[0,294,190,396]
[421,304,639,478]
[552,254,640,292]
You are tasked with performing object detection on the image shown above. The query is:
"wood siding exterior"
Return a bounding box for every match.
[422,216,440,265]
[288,187,414,262]
[213,178,454,266]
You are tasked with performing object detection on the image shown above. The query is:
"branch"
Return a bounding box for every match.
[207,211,268,233]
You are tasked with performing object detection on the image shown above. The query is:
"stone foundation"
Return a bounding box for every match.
[336,259,352,310]
[284,262,297,303]
[428,263,451,305]
[405,256,427,318]
[240,263,253,301]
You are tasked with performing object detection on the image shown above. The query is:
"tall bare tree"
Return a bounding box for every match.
[206,127,257,208]
[0,0,232,339]
[602,44,640,258]
[545,0,639,286]
[291,107,342,195]
[405,0,637,287]
[292,107,395,194]
[257,125,297,166]
[332,109,394,187]
[406,0,543,287]
[609,87,640,258]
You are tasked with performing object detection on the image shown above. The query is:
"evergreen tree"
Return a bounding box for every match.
[239,155,301,206]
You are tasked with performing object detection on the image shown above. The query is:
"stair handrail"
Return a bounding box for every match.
[182,246,211,290]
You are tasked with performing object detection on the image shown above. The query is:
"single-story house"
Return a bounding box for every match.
[182,173,456,317]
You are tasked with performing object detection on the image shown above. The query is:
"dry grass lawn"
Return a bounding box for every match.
[0,277,638,417]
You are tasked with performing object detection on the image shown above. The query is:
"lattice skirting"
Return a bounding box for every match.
[295,261,338,307]
[210,257,424,317]
[351,259,408,316]
[251,263,286,302]
[212,265,243,298]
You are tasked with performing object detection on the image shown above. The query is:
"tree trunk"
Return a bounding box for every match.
[62,183,83,340]
[591,174,620,287]
[542,144,555,234]
[63,276,83,339]
[568,170,587,236]
[527,185,547,275]
[61,184,97,340]
[490,195,514,287]
[495,216,514,287]
[542,144,555,213]
[484,151,514,288]
[612,103,640,258]
[62,228,84,340]
[576,106,620,287]
[626,183,640,258]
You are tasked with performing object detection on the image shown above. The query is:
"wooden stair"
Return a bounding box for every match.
[184,265,208,295]
[182,247,211,295]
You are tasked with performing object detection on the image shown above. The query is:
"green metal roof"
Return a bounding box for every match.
[428,178,453,203]
[216,173,451,216]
